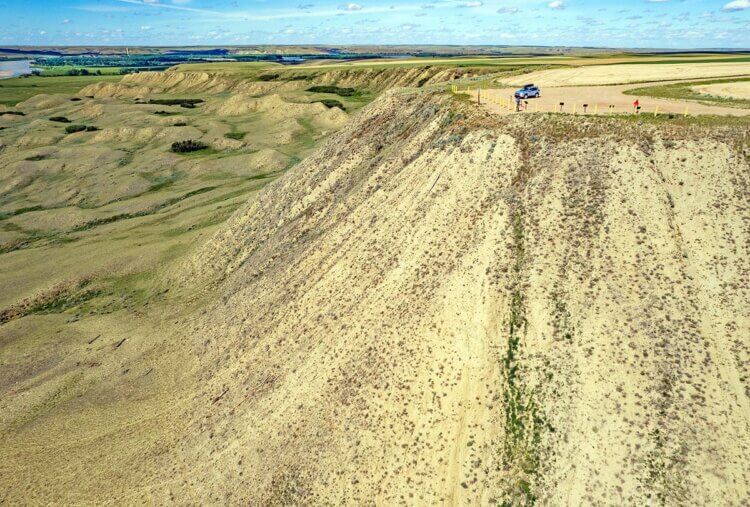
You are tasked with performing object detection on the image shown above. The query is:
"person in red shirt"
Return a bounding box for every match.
[633,99,640,112]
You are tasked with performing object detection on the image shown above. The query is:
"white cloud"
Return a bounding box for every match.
[722,0,749,11]
[497,6,518,13]
[548,0,565,9]
[460,1,482,7]
[62,18,70,24]
[338,3,363,10]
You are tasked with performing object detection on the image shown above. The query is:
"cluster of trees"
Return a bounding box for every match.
[171,140,209,153]
[64,125,99,134]
[65,68,103,76]
[306,85,358,97]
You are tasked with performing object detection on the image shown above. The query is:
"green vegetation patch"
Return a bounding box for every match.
[624,76,750,109]
[64,125,99,134]
[224,131,246,141]
[0,110,25,116]
[496,208,545,506]
[49,116,71,123]
[313,99,345,110]
[146,98,204,106]
[0,277,102,325]
[24,154,50,162]
[306,85,358,97]
[64,124,86,134]
[257,73,279,81]
[71,186,217,233]
[0,205,46,220]
[0,74,122,106]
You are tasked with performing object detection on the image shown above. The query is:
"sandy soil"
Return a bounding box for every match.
[503,62,750,87]
[692,81,750,100]
[471,83,750,116]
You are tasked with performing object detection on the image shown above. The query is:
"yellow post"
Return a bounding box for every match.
[684,106,689,117]
[554,103,558,113]
[594,104,599,115]
[654,106,659,117]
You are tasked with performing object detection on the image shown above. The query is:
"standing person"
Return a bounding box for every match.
[633,98,640,113]
[515,95,521,112]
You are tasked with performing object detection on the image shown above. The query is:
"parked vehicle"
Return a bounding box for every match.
[515,84,541,99]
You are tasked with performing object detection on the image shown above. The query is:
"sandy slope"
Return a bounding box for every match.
[175,91,749,504]
[1,90,748,504]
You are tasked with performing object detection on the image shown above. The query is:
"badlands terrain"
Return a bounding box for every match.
[0,54,749,504]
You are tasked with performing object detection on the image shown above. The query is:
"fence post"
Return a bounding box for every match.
[654,106,659,118]
[594,104,599,115]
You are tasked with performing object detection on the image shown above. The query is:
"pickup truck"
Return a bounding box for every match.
[514,84,541,99]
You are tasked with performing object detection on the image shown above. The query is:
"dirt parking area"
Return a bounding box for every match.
[470,83,750,117]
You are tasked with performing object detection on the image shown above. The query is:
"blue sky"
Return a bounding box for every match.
[1,0,748,48]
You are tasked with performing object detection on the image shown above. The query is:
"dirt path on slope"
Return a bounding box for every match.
[469,83,750,117]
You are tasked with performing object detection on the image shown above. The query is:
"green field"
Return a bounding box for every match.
[37,66,127,76]
[0,74,122,106]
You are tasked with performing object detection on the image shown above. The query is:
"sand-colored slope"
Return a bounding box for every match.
[288,65,502,90]
[174,92,749,504]
[78,65,501,101]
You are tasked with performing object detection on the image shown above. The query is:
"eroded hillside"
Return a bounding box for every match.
[174,91,750,505]
[1,88,749,504]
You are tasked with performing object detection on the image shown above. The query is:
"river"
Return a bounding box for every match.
[0,60,33,79]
